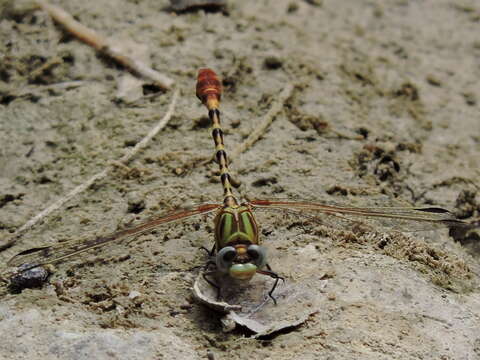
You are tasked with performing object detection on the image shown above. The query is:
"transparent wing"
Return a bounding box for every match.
[7,203,221,269]
[249,199,468,232]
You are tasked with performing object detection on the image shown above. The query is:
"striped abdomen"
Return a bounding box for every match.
[196,69,237,207]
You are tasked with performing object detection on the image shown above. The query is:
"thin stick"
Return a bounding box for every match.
[11,81,85,99]
[35,0,174,90]
[119,90,179,163]
[230,83,294,161]
[0,89,179,251]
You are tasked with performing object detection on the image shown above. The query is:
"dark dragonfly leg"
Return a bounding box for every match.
[202,270,221,300]
[199,244,216,257]
[201,248,222,300]
[257,265,285,305]
[203,259,216,269]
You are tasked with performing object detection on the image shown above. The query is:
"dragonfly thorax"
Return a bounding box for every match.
[214,205,259,249]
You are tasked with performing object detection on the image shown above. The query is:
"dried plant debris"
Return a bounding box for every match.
[193,272,326,337]
[8,264,51,291]
[36,0,173,90]
[362,231,475,293]
[169,0,226,12]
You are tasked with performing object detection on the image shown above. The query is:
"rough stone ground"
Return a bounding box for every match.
[0,0,479,359]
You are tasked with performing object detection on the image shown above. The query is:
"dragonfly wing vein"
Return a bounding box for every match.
[7,203,221,268]
[250,200,468,232]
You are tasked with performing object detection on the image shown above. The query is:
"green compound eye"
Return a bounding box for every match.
[216,246,236,273]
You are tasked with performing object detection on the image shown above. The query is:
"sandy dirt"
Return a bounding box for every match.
[0,0,480,359]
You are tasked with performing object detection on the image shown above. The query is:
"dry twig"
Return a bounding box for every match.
[35,0,174,90]
[0,89,179,251]
[230,83,294,161]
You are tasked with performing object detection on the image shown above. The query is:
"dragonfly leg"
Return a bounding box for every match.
[200,244,216,257]
[202,270,221,300]
[203,262,215,275]
[257,265,285,305]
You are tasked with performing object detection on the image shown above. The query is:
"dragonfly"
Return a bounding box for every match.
[6,69,468,302]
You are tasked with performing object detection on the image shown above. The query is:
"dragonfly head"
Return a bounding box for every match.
[216,244,267,280]
[214,205,264,280]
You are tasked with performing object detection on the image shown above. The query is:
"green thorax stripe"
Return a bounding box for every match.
[215,206,259,249]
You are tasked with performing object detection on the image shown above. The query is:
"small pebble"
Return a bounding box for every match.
[180,303,192,310]
[221,315,236,332]
[127,192,146,214]
[170,0,226,11]
[263,56,283,70]
[463,92,476,106]
[129,290,142,299]
[287,2,299,13]
[9,264,50,290]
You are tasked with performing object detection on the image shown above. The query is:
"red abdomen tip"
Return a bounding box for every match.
[196,68,222,108]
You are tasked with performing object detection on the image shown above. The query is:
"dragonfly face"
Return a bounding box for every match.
[214,205,267,280]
